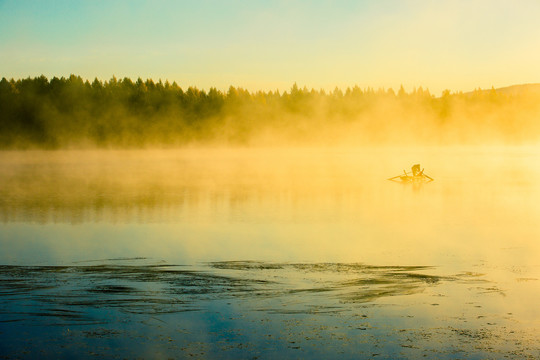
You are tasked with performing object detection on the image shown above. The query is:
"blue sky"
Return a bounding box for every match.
[1,0,540,94]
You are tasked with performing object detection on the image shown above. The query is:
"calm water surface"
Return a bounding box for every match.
[1,147,539,359]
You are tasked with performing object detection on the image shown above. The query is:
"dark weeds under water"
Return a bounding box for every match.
[1,260,537,359]
[0,261,470,320]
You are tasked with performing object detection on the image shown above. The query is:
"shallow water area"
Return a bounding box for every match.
[1,146,540,359]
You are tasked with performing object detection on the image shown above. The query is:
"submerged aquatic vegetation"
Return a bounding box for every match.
[0,261,467,319]
[2,260,535,359]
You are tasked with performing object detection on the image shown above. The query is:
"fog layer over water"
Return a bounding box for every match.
[1,147,539,267]
[1,147,539,359]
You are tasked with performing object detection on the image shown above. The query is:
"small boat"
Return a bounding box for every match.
[388,164,433,183]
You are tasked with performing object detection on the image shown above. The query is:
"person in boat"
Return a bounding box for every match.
[411,164,423,177]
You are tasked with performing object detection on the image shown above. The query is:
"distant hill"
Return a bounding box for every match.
[465,83,540,96]
[495,83,540,95]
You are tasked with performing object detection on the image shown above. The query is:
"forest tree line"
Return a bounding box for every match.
[1,75,539,148]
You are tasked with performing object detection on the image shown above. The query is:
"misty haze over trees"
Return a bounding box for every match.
[1,75,539,148]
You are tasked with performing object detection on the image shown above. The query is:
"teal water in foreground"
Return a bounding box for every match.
[1,147,539,359]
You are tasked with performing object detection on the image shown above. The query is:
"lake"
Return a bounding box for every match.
[1,146,539,359]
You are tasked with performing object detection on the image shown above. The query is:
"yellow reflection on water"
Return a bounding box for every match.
[0,146,539,268]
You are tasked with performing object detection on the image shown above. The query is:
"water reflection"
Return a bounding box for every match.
[1,147,540,358]
[0,148,381,223]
